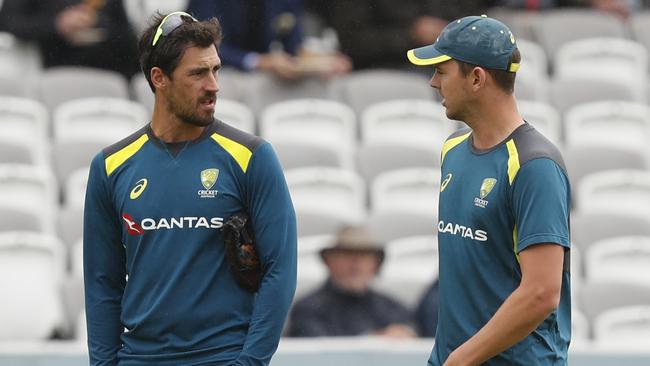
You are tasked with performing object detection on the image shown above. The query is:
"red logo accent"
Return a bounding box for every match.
[122,213,144,235]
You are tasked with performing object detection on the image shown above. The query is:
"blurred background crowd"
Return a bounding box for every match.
[1,0,650,353]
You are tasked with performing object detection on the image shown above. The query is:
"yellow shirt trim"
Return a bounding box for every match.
[441,131,471,165]
[105,134,149,176]
[211,133,253,173]
[506,139,520,185]
[513,225,520,263]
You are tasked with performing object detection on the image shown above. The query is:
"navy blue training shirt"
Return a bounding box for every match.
[83,119,297,366]
[430,123,571,366]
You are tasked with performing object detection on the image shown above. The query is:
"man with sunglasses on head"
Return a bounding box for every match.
[83,12,297,366]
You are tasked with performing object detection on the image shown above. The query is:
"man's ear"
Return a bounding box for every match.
[470,66,487,91]
[150,67,167,91]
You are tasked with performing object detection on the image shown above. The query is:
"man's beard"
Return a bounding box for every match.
[167,91,214,127]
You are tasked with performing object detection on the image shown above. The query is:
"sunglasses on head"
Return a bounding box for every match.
[152,11,198,47]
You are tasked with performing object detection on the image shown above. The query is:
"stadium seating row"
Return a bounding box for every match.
[2,230,650,343]
[3,93,650,186]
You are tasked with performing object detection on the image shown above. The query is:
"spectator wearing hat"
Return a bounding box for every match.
[288,226,416,338]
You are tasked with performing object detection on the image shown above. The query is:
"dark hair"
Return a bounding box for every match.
[456,48,521,94]
[138,12,223,92]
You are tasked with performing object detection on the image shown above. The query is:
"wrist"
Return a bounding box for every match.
[446,347,476,366]
[243,52,261,71]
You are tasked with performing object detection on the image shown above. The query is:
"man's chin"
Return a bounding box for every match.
[178,114,214,127]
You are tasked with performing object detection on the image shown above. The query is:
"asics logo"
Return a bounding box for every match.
[130,178,148,200]
[440,173,453,192]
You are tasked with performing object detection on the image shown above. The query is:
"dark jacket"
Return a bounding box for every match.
[0,0,139,78]
[415,280,440,337]
[186,0,304,70]
[305,0,490,70]
[289,280,414,337]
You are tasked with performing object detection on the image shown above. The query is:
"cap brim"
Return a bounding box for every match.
[407,45,452,66]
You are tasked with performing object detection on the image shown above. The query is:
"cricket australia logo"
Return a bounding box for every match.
[474,178,497,208]
[198,168,219,198]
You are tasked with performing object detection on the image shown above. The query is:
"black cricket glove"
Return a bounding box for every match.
[221,212,262,293]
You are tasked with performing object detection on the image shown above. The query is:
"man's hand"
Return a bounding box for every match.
[257,52,302,80]
[443,348,476,366]
[591,0,630,18]
[297,52,352,79]
[55,4,97,41]
[411,16,448,46]
[372,324,417,339]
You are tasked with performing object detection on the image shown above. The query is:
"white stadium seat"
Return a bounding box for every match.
[534,9,626,59]
[371,168,441,215]
[0,97,49,166]
[286,167,367,223]
[261,99,356,169]
[564,101,650,158]
[594,305,650,347]
[555,38,648,101]
[361,99,456,152]
[332,70,434,116]
[40,67,130,111]
[356,144,440,183]
[577,169,650,218]
[0,232,65,340]
[214,99,255,134]
[53,97,148,143]
[0,164,57,234]
[246,73,333,113]
[585,236,650,285]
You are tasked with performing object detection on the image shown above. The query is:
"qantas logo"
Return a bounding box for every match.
[438,220,488,242]
[121,213,224,236]
[122,213,144,235]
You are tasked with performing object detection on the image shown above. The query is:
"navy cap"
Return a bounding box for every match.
[407,15,520,73]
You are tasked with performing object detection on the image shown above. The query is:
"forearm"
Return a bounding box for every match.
[237,143,297,365]
[236,260,296,365]
[450,284,557,365]
[83,154,126,365]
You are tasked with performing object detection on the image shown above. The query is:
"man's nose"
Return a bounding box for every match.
[206,72,218,92]
[429,73,440,90]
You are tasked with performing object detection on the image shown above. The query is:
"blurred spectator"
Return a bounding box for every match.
[415,279,439,338]
[304,0,490,70]
[496,0,641,18]
[305,0,641,72]
[288,226,416,338]
[0,0,139,78]
[186,0,351,80]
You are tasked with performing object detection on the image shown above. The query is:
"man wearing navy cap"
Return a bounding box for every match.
[407,16,571,366]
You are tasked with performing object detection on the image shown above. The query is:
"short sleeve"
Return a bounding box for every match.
[511,158,571,253]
